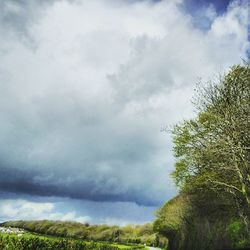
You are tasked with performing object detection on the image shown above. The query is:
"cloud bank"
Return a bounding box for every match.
[0,199,90,223]
[0,0,248,209]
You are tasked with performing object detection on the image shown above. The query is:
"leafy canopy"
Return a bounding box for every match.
[172,65,250,214]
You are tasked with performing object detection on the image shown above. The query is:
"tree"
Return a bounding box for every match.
[172,65,250,227]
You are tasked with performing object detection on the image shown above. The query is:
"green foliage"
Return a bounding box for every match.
[172,65,250,220]
[1,220,166,248]
[154,195,190,237]
[0,233,121,250]
[226,220,247,248]
[153,193,247,250]
[173,66,249,182]
[154,64,250,250]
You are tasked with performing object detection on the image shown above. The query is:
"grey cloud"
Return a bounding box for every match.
[0,0,248,207]
[0,163,162,205]
[0,1,54,38]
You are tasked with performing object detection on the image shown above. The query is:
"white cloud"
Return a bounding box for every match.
[49,211,91,224]
[102,217,142,226]
[0,200,53,218]
[0,199,91,224]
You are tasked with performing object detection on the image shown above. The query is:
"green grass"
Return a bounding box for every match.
[0,231,147,250]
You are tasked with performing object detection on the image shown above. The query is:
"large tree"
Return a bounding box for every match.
[172,65,250,226]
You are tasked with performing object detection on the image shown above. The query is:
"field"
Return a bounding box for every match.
[0,230,147,250]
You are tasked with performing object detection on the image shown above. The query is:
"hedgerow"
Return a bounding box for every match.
[0,234,121,250]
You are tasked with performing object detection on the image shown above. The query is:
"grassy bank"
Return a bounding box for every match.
[1,221,167,249]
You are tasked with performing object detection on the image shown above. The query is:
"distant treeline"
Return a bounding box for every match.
[1,220,167,248]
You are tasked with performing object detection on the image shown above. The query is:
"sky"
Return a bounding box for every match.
[0,0,249,225]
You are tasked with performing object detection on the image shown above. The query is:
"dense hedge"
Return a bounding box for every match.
[154,194,250,250]
[0,233,124,250]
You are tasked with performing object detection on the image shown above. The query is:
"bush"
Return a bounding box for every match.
[226,220,248,248]
[0,233,120,250]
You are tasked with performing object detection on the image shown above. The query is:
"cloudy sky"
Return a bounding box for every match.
[0,0,248,225]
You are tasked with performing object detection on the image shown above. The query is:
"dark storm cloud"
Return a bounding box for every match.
[0,0,248,207]
[0,164,158,205]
